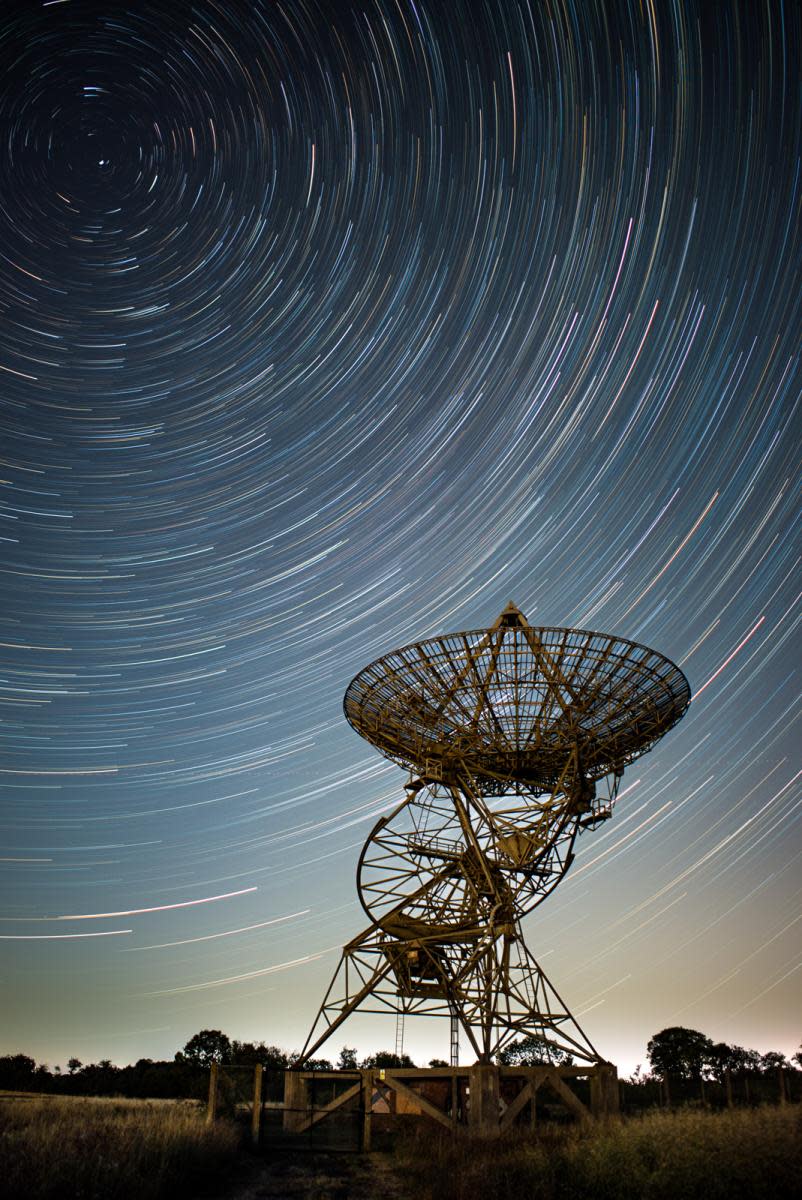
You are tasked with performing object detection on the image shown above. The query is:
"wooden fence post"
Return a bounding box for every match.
[777,1068,786,1105]
[604,1064,620,1117]
[207,1061,219,1124]
[252,1064,263,1146]
[589,1066,603,1117]
[361,1070,372,1152]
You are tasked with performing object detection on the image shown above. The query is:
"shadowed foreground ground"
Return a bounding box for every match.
[196,1151,409,1200]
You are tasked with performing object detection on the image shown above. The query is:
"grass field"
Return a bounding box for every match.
[0,1093,241,1200]
[2,1092,799,1200]
[397,1106,802,1200]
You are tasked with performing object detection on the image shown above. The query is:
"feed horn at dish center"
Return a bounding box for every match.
[297,602,691,1066]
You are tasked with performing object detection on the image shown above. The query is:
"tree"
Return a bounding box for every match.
[0,1055,36,1090]
[707,1044,760,1077]
[180,1029,232,1066]
[793,1045,802,1069]
[497,1034,573,1067]
[626,1064,653,1084]
[360,1051,415,1068]
[336,1046,358,1070]
[231,1040,289,1068]
[67,1057,82,1075]
[428,1058,449,1068]
[303,1057,333,1071]
[646,1027,713,1080]
[759,1051,789,1072]
[740,1047,762,1074]
[707,1042,751,1082]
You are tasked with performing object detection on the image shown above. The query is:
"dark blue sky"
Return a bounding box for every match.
[1,0,799,1072]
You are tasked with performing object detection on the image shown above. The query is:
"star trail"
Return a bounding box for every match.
[1,0,799,1072]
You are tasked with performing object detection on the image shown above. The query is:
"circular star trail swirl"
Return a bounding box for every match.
[1,0,799,1069]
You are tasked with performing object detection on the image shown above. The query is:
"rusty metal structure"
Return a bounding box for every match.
[299,603,690,1067]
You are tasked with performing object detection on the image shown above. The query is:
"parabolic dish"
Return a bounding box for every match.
[344,619,691,788]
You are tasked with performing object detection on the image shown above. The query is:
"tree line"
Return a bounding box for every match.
[1,1025,799,1103]
[628,1025,802,1108]
[0,1032,419,1101]
[643,1026,799,1082]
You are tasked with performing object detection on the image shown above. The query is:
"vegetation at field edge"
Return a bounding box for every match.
[0,1095,241,1200]
[396,1106,802,1200]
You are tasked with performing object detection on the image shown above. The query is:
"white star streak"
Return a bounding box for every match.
[122,908,310,950]
[140,945,341,995]
[0,930,132,939]
[55,887,257,920]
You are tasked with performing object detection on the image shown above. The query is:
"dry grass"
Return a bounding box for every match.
[0,1094,241,1200]
[5,1093,798,1200]
[396,1106,802,1200]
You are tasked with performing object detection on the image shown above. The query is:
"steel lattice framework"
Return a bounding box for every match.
[299,604,690,1066]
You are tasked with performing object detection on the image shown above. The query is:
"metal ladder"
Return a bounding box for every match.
[394,1008,405,1058]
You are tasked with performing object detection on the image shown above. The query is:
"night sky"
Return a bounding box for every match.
[1,0,799,1075]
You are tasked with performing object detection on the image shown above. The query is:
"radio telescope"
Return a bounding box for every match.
[299,603,690,1065]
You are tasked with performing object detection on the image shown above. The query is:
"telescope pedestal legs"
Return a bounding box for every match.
[299,918,600,1068]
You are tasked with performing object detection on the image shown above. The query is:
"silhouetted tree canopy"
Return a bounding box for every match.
[230,1040,288,1068]
[336,1046,358,1070]
[760,1050,790,1071]
[707,1042,756,1080]
[497,1034,573,1067]
[0,1054,35,1089]
[179,1029,232,1066]
[359,1050,416,1068]
[646,1027,713,1079]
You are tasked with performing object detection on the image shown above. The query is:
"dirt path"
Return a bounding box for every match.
[199,1150,413,1200]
